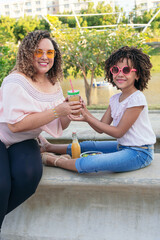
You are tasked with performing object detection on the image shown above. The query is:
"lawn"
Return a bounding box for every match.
[149,47,160,72]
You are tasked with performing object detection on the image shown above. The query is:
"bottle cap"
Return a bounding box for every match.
[67,90,79,95]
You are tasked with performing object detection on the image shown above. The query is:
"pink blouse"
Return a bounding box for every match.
[0,73,65,147]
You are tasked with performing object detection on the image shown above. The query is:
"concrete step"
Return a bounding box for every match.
[2,153,160,240]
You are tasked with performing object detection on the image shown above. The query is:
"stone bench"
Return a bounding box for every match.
[42,110,160,152]
[2,153,160,240]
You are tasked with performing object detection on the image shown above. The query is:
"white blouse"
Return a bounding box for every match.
[109,90,156,146]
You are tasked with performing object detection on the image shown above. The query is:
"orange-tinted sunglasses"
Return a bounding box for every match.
[34,49,56,59]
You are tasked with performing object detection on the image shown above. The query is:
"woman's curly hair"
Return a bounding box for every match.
[12,30,63,84]
[105,46,152,91]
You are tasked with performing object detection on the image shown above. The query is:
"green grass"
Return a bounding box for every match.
[88,104,160,110]
[149,47,160,72]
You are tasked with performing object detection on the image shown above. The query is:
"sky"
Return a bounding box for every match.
[116,0,135,13]
[0,0,135,13]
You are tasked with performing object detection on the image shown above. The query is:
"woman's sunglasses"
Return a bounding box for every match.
[110,65,137,76]
[34,49,56,59]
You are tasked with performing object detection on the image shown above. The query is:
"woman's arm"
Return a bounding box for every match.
[8,101,82,133]
[60,116,71,130]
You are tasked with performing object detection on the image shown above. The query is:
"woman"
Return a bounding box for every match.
[0,30,81,230]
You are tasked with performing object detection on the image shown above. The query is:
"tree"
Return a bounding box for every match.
[13,15,46,43]
[53,27,151,105]
[0,16,16,44]
[0,44,17,85]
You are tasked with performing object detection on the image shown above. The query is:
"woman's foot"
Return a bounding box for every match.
[41,152,71,167]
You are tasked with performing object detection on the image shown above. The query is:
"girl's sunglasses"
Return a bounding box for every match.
[110,65,137,76]
[34,49,56,59]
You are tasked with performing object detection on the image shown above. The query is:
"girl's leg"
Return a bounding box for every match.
[67,140,119,155]
[0,141,11,229]
[45,141,119,171]
[41,154,77,172]
[6,139,42,214]
[75,147,152,173]
[38,135,68,154]
[38,137,118,156]
[53,145,152,174]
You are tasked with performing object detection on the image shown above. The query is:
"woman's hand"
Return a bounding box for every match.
[55,101,82,118]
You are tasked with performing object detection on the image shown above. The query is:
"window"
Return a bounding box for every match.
[75,3,80,7]
[36,8,41,11]
[25,9,32,12]
[4,5,9,9]
[25,2,31,6]
[36,1,40,4]
[15,10,20,14]
[64,4,69,8]
[13,4,18,9]
[5,11,10,15]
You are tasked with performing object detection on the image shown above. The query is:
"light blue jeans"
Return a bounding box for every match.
[67,141,154,173]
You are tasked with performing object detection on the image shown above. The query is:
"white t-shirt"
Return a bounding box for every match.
[109,90,156,146]
[0,73,65,147]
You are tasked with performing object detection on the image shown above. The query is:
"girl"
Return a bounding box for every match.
[39,46,156,173]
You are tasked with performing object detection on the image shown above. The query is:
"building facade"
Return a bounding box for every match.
[135,0,160,12]
[0,0,115,18]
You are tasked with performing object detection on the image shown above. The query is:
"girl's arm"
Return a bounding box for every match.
[69,105,113,133]
[8,101,82,133]
[71,106,144,138]
[85,106,113,133]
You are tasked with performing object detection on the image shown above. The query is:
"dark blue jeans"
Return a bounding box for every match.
[0,139,42,229]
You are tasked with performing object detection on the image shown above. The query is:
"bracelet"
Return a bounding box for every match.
[53,108,58,118]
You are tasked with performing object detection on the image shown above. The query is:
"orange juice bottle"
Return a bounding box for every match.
[71,132,81,159]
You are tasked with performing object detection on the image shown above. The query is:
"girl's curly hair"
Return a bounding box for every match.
[105,46,152,91]
[12,30,63,84]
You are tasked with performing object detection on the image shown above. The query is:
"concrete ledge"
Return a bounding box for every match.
[41,110,160,154]
[42,110,160,141]
[2,153,160,240]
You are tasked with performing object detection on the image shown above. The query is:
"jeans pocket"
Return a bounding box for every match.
[139,151,152,168]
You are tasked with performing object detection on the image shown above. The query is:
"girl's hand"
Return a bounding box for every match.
[68,108,89,122]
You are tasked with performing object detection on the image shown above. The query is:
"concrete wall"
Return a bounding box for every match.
[2,154,160,240]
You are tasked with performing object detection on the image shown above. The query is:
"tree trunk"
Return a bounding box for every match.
[83,71,94,106]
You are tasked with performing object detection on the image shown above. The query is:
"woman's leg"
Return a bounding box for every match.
[0,141,11,229]
[6,139,42,214]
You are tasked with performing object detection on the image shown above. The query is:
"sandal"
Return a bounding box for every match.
[41,152,71,167]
